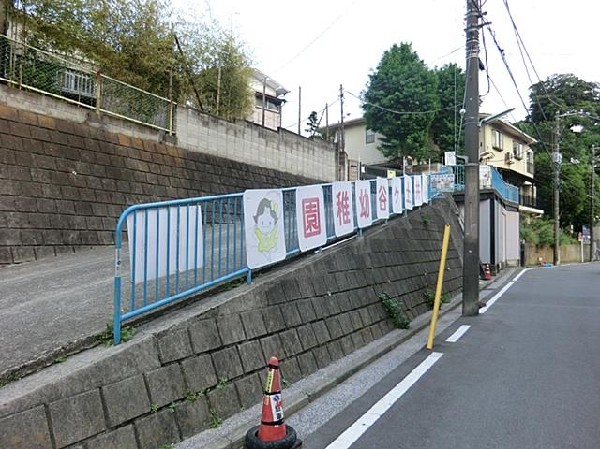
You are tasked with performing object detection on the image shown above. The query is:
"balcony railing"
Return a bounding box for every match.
[436,165,519,205]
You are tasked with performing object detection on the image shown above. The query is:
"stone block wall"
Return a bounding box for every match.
[0,198,463,449]
[0,98,320,266]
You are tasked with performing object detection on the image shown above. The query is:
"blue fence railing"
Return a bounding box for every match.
[490,166,519,203]
[436,165,518,204]
[113,177,432,344]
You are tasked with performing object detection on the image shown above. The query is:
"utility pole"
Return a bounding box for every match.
[297,86,302,135]
[553,113,562,265]
[325,103,329,141]
[462,0,481,316]
[591,145,597,261]
[338,84,345,181]
[261,77,267,127]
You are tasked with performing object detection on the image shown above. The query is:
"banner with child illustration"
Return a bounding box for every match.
[244,189,286,269]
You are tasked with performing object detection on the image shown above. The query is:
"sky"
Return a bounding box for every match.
[171,0,600,135]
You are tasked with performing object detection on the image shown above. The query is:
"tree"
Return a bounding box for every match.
[10,0,253,120]
[362,42,440,162]
[430,63,466,154]
[305,110,319,135]
[523,74,600,230]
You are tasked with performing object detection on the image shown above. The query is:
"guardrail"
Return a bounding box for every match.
[113,177,431,344]
[0,35,176,133]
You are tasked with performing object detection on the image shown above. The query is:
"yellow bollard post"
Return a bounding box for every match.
[427,224,451,350]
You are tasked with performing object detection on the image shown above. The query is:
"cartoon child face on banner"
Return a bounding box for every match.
[254,198,279,252]
[244,189,286,269]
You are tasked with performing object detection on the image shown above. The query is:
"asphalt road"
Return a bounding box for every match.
[300,263,600,449]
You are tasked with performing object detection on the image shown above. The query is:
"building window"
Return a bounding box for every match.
[492,129,503,150]
[365,129,375,144]
[526,151,534,174]
[60,70,95,98]
[255,95,280,111]
[513,141,523,159]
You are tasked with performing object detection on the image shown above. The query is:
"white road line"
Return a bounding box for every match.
[479,268,529,313]
[445,325,471,342]
[512,268,529,282]
[324,352,443,449]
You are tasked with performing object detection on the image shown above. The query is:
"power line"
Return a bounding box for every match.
[501,0,563,113]
[274,1,358,73]
[344,90,454,116]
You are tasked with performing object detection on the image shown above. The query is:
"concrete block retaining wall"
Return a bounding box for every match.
[0,87,327,266]
[0,198,463,449]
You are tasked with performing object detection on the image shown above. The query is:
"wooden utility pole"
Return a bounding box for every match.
[297,86,302,135]
[338,84,345,181]
[462,0,481,316]
[553,113,562,265]
[591,145,597,261]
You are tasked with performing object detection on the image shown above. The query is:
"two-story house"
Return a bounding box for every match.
[479,115,542,218]
[248,69,289,131]
[323,117,388,180]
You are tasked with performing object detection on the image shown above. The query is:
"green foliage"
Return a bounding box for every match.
[363,43,440,162]
[209,409,222,428]
[306,110,319,136]
[430,63,466,154]
[423,289,450,310]
[97,323,134,346]
[378,292,411,329]
[520,217,577,246]
[362,44,465,163]
[186,391,205,402]
[150,403,159,413]
[524,74,600,231]
[10,0,254,120]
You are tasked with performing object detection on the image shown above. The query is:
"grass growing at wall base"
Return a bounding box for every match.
[378,293,411,329]
[423,289,451,310]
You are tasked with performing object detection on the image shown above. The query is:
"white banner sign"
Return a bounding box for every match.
[375,177,390,220]
[295,185,327,252]
[430,174,455,192]
[244,189,286,269]
[422,174,429,203]
[480,165,492,188]
[332,181,355,237]
[404,175,414,210]
[391,177,403,214]
[127,205,203,283]
[414,175,423,207]
[355,180,373,228]
[444,151,456,166]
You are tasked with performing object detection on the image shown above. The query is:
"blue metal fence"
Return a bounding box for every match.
[490,167,519,203]
[113,177,432,344]
[112,166,520,344]
[434,165,518,204]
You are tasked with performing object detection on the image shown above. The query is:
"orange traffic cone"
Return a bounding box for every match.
[483,263,492,281]
[258,356,286,441]
[245,356,302,449]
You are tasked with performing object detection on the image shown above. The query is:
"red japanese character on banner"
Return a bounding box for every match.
[302,197,321,238]
[336,190,351,225]
[378,185,388,212]
[359,188,370,218]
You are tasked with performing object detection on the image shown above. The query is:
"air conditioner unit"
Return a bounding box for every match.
[505,152,515,164]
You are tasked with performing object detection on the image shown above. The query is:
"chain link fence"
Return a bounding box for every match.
[0,35,176,133]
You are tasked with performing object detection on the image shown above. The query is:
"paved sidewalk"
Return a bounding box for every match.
[0,247,118,380]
